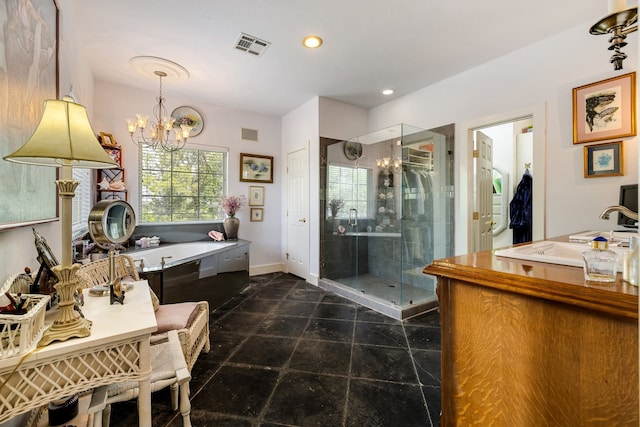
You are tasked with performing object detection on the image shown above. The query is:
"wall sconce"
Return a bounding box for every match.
[590,0,637,70]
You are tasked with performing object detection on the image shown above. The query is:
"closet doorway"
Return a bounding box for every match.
[475,118,534,250]
[460,103,546,254]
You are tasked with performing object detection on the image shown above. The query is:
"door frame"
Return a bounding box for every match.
[457,102,546,255]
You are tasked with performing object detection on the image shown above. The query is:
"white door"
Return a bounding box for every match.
[286,147,309,279]
[475,130,494,251]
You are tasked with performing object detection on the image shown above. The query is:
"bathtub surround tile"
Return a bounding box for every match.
[106,272,441,427]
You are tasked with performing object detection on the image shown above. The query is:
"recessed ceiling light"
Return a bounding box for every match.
[303,35,323,49]
[382,89,394,95]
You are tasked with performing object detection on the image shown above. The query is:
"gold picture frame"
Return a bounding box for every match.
[249,186,265,206]
[250,207,263,222]
[100,131,118,147]
[240,153,274,183]
[584,141,623,178]
[573,72,636,144]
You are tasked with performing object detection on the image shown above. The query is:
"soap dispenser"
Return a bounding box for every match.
[582,236,619,283]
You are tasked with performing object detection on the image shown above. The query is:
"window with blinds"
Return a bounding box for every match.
[326,163,370,218]
[139,146,227,223]
[71,167,91,238]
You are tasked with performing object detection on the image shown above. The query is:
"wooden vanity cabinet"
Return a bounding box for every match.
[424,247,638,426]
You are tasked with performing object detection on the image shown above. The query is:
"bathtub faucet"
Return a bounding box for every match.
[161,256,173,269]
[349,209,358,228]
[599,205,638,222]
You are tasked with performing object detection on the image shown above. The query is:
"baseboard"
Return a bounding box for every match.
[249,263,284,276]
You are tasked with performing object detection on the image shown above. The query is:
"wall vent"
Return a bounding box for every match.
[234,33,271,57]
[242,128,259,142]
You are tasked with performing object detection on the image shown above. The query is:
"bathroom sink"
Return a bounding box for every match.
[495,240,627,269]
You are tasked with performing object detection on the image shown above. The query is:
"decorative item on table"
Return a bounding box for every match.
[0,273,50,358]
[208,230,225,241]
[328,198,344,217]
[220,195,246,240]
[338,225,346,234]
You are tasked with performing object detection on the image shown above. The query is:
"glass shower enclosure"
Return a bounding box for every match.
[319,123,454,319]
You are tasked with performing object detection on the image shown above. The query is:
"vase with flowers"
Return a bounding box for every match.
[221,195,246,240]
[328,198,344,233]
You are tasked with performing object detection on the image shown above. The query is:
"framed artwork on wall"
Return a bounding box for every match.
[249,186,264,206]
[240,153,274,183]
[584,141,623,178]
[0,0,59,230]
[573,72,636,144]
[250,208,263,222]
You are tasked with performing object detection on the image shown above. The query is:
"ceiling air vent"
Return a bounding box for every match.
[234,33,271,57]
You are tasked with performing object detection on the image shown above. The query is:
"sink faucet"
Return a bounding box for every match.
[599,205,639,221]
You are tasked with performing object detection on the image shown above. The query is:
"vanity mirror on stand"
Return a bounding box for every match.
[88,200,136,304]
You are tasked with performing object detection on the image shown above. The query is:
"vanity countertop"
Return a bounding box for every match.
[424,234,638,319]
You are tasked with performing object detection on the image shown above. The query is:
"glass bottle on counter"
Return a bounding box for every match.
[582,236,619,283]
[623,235,639,286]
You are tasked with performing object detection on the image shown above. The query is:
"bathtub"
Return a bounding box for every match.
[128,241,239,272]
[127,240,250,303]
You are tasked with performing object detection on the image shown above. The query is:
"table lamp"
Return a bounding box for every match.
[3,96,117,345]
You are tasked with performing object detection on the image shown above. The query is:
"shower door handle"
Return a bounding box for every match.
[349,209,358,228]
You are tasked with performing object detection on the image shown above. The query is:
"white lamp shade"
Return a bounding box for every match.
[3,98,117,169]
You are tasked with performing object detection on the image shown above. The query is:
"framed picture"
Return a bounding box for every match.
[573,72,636,144]
[584,141,623,178]
[100,132,117,147]
[0,0,59,231]
[240,153,274,183]
[250,207,264,222]
[249,186,265,206]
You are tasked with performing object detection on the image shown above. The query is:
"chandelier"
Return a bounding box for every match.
[126,70,192,152]
[376,142,402,173]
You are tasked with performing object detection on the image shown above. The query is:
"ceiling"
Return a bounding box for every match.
[70,0,614,117]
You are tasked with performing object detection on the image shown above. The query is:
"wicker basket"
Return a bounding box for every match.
[0,274,50,359]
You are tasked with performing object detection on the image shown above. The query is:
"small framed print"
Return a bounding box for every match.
[251,208,263,222]
[249,186,265,206]
[100,132,118,147]
[584,141,623,178]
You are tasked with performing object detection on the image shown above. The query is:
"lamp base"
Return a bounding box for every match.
[39,264,92,347]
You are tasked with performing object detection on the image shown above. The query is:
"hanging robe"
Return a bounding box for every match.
[509,170,533,244]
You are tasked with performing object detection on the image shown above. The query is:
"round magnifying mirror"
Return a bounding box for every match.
[88,200,136,247]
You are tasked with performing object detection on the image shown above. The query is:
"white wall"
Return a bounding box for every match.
[0,0,95,283]
[281,98,319,281]
[92,80,284,273]
[368,20,638,254]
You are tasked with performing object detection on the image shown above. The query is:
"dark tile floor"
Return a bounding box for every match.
[110,272,441,426]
